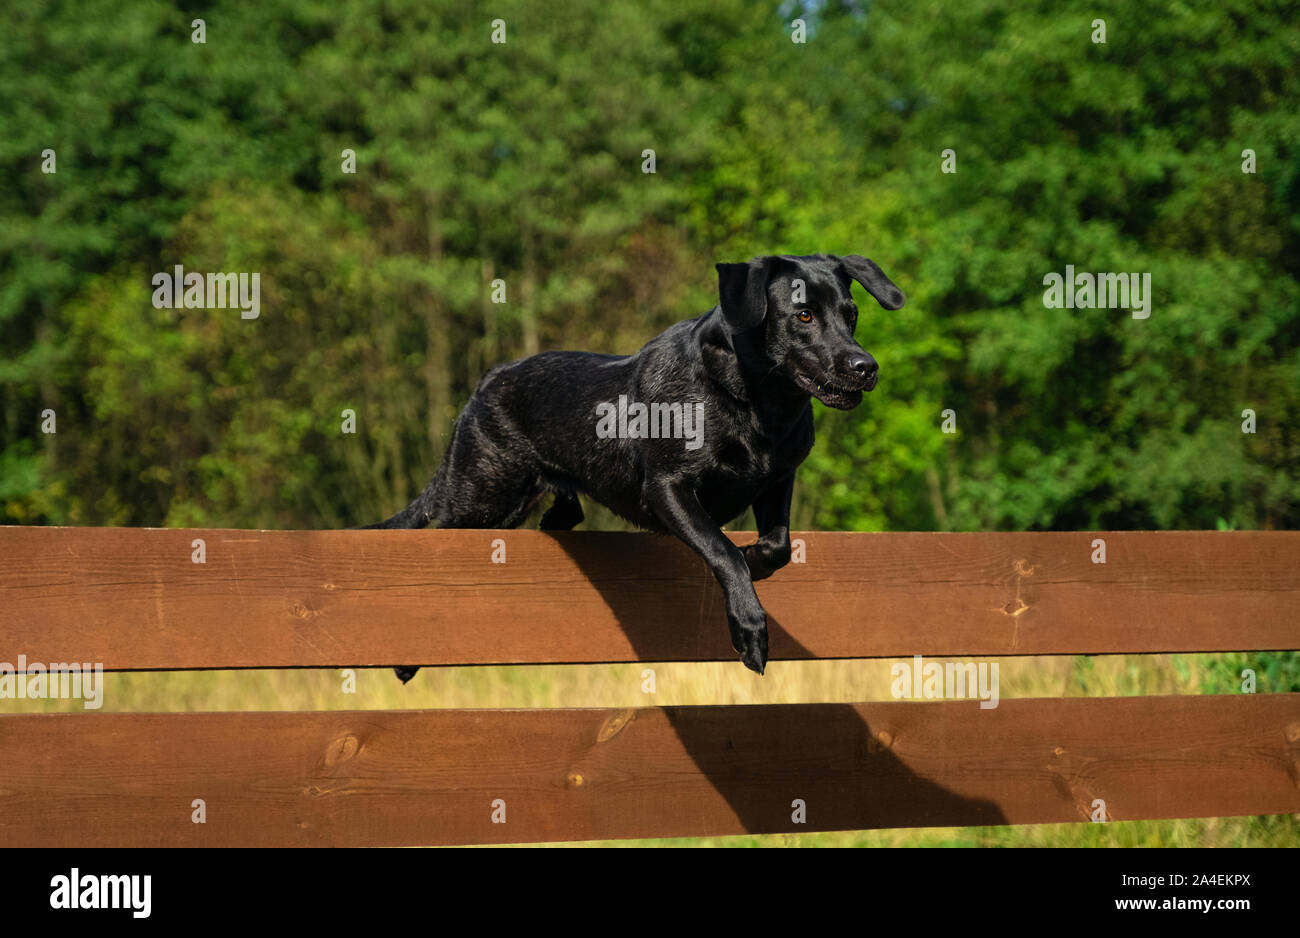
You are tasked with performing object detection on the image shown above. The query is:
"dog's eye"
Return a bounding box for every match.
[796,310,814,323]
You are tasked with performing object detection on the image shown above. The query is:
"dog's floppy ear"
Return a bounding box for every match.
[716,257,773,332]
[839,255,906,310]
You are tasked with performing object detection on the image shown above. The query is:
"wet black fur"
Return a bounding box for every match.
[368,253,905,681]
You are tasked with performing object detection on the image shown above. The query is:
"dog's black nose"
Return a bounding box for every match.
[846,353,878,380]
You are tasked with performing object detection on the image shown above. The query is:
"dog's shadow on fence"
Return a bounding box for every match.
[547,532,1008,837]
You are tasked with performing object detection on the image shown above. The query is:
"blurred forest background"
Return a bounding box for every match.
[2,0,1298,847]
[3,0,1297,532]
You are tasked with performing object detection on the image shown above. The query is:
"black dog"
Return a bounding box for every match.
[369,253,905,681]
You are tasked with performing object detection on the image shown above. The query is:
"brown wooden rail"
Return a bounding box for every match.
[2,528,1298,668]
[0,695,1297,846]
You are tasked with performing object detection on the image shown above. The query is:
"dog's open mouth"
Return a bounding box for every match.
[793,371,871,409]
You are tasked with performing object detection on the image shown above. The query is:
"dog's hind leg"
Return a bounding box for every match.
[391,465,544,684]
[388,390,553,682]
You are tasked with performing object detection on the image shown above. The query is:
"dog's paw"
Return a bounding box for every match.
[742,541,790,582]
[728,611,769,675]
[738,637,767,675]
[742,544,773,581]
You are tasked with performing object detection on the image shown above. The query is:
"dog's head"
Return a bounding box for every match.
[715,253,905,409]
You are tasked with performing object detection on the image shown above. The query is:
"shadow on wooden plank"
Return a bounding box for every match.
[547,531,1010,834]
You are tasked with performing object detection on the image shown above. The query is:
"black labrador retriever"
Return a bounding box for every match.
[368,253,905,680]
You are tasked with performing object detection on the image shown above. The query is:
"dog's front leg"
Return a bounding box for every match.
[743,473,794,582]
[645,481,769,674]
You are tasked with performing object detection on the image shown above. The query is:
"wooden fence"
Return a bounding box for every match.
[1,527,1297,846]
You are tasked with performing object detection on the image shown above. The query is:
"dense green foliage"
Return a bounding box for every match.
[3,0,1297,532]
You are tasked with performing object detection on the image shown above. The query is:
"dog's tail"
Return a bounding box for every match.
[356,481,441,685]
[356,480,439,530]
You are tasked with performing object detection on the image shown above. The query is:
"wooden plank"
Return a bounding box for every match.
[1,527,1297,668]
[0,695,1296,846]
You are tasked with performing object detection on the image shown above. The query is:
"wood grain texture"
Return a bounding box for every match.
[1,695,1296,846]
[2,527,1298,668]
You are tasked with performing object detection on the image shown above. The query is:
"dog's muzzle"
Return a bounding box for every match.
[793,371,873,409]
